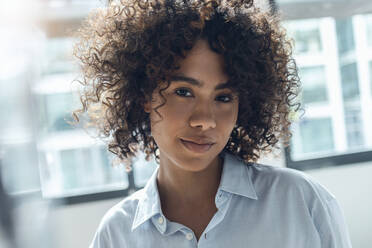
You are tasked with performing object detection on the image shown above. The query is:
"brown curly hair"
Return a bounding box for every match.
[72,0,301,167]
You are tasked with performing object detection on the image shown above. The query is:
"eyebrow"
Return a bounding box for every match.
[169,75,233,90]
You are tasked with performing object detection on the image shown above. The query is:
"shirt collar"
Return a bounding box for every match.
[218,152,258,200]
[131,152,258,231]
[131,165,162,231]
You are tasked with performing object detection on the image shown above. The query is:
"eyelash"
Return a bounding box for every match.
[174,88,234,103]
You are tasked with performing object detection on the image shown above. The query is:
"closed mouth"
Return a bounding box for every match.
[180,139,215,153]
[180,138,215,145]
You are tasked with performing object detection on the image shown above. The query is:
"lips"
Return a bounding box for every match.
[180,138,215,153]
[180,137,215,145]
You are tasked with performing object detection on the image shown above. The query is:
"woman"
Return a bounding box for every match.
[73,0,352,247]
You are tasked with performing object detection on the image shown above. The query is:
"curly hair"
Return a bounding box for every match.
[72,0,301,167]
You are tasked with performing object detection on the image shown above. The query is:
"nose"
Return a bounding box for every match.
[189,102,217,131]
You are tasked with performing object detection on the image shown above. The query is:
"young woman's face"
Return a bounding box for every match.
[144,39,239,172]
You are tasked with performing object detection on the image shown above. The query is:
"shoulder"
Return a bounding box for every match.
[90,189,146,247]
[248,162,336,203]
[246,163,352,247]
[89,189,146,248]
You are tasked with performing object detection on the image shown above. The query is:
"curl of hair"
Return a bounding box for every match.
[72,0,302,166]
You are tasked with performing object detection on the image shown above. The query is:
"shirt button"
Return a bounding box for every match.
[185,232,193,240]
[158,216,164,225]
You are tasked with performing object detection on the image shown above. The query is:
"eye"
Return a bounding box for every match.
[175,88,193,97]
[216,94,233,103]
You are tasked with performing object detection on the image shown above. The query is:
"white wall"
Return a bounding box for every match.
[306,162,372,248]
[46,156,372,248]
[49,198,120,248]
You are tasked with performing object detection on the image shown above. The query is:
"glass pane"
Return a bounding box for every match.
[344,105,364,149]
[335,18,355,54]
[0,74,34,141]
[366,14,372,47]
[59,149,81,190]
[41,38,78,75]
[34,32,130,198]
[340,63,360,101]
[298,66,328,104]
[284,19,322,55]
[298,118,334,154]
[0,142,40,194]
[38,92,78,134]
[39,146,129,198]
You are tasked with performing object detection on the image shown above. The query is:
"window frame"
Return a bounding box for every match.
[285,146,372,171]
[54,170,139,205]
[6,169,140,205]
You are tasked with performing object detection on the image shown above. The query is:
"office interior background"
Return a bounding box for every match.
[0,0,372,247]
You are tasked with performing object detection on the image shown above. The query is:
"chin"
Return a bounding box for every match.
[174,152,219,172]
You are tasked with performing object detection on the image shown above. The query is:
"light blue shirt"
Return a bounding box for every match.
[90,152,352,248]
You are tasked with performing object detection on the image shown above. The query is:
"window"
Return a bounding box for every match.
[291,118,334,159]
[280,3,372,170]
[33,36,157,201]
[336,18,355,55]
[0,1,157,204]
[298,66,328,104]
[0,142,40,194]
[340,63,359,101]
[285,19,322,55]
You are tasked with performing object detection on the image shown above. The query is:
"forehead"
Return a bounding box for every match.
[172,39,228,85]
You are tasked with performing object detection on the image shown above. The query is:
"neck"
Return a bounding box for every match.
[156,155,223,208]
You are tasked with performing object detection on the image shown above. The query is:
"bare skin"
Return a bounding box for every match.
[157,155,223,240]
[144,39,239,240]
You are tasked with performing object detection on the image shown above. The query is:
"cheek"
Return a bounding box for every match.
[218,104,238,126]
[149,99,189,135]
[152,96,190,121]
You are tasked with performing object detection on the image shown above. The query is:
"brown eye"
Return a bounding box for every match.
[175,88,193,97]
[216,94,233,103]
